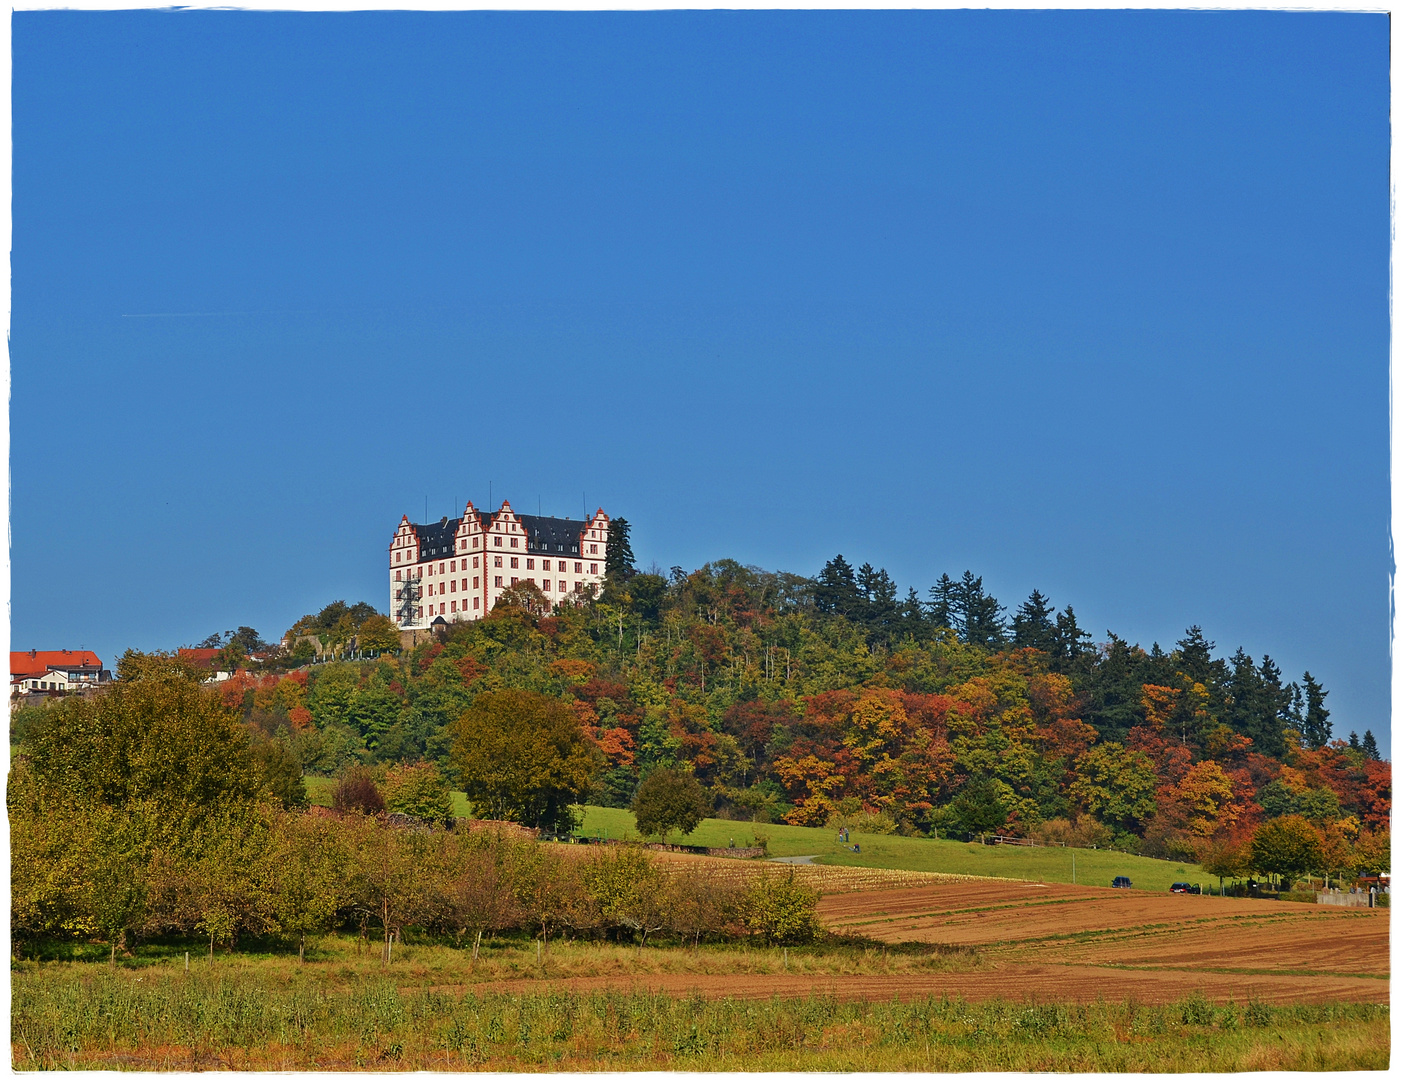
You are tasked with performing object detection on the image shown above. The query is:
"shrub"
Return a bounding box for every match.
[332,766,385,815]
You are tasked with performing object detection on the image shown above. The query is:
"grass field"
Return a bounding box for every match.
[574,806,1208,892]
[12,959,1388,1071]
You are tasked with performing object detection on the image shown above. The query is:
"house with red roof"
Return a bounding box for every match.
[10,649,110,698]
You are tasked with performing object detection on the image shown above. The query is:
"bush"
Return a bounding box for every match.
[827,809,898,835]
[332,766,385,815]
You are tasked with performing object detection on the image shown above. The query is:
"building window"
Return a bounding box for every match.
[542,580,551,591]
[494,576,503,587]
[510,537,519,548]
[541,559,551,571]
[590,563,598,574]
[510,557,519,569]
[395,552,401,563]
[428,564,434,576]
[474,537,480,548]
[511,577,518,585]
[473,556,479,568]
[451,601,458,612]
[590,544,598,554]
[574,562,582,573]
[473,576,479,588]
[450,560,456,572]
[495,537,503,547]
[461,578,467,590]
[559,580,566,592]
[439,562,445,574]
[526,558,534,570]
[473,597,480,609]
[494,556,503,568]
[450,580,457,592]
[396,570,402,581]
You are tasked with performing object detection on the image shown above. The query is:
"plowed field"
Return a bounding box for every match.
[814,880,1388,1003]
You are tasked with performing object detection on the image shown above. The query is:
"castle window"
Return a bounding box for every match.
[590,544,598,554]
[451,601,457,612]
[450,561,456,572]
[461,578,467,590]
[529,577,537,586]
[575,562,582,573]
[494,576,503,587]
[590,563,598,574]
[473,576,479,588]
[510,558,519,569]
[427,564,433,576]
[542,580,551,591]
[396,570,402,581]
[559,580,566,592]
[541,559,550,571]
[439,562,446,574]
[510,537,519,548]
[495,537,503,547]
[473,597,480,609]
[395,552,400,563]
[511,577,518,585]
[494,556,502,568]
[473,537,479,548]
[450,580,457,593]
[526,559,534,570]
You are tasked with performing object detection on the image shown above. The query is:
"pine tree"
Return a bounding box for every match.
[1348,731,1361,751]
[605,518,637,581]
[927,574,957,632]
[960,572,1008,650]
[1301,672,1332,750]
[815,556,861,618]
[1011,590,1057,652]
[1362,730,1381,760]
[1051,606,1095,669]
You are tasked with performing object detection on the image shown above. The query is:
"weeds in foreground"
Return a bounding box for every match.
[11,969,1388,1072]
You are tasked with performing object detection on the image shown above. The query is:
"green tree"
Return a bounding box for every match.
[21,651,259,820]
[1249,815,1323,885]
[265,811,349,962]
[1068,743,1158,833]
[631,767,711,841]
[251,736,309,809]
[739,871,821,945]
[452,689,602,833]
[605,516,637,581]
[1301,672,1332,750]
[357,614,402,654]
[382,760,454,824]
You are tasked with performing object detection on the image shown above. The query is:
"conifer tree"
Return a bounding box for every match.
[605,517,637,581]
[1012,590,1057,652]
[1301,672,1332,750]
[1362,730,1381,760]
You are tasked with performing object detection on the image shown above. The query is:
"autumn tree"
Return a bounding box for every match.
[452,689,602,833]
[382,760,454,824]
[333,766,386,815]
[1068,743,1158,834]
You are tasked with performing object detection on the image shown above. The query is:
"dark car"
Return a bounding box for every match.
[1170,882,1191,894]
[1112,876,1132,889]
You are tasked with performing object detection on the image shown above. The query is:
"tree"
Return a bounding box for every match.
[228,626,268,654]
[1362,730,1381,761]
[605,517,637,582]
[264,811,348,962]
[1249,815,1323,885]
[452,689,603,833]
[382,761,454,824]
[1197,833,1251,892]
[20,651,259,821]
[1301,672,1332,750]
[357,614,401,654]
[440,834,521,960]
[1068,743,1158,833]
[739,871,820,945]
[631,767,711,841]
[252,737,309,809]
[1012,590,1057,653]
[814,556,862,619]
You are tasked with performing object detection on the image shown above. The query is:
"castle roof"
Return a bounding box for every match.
[414,517,460,560]
[516,513,586,556]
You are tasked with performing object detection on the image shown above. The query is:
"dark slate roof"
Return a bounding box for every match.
[414,517,461,561]
[516,513,585,556]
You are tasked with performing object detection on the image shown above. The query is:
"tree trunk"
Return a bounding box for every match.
[299,934,306,964]
[209,932,214,961]
[472,929,482,965]
[111,939,117,966]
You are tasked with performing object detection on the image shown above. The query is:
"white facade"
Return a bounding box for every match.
[390,500,610,629]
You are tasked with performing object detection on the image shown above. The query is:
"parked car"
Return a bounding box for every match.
[1112,876,1132,889]
[1169,882,1201,894]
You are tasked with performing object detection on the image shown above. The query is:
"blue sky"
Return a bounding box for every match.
[11,11,1390,752]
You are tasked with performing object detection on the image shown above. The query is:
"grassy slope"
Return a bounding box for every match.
[575,805,1208,892]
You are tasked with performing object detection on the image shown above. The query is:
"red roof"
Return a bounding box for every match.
[10,650,103,679]
[177,648,221,670]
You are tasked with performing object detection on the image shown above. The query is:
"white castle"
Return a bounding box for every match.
[390,500,610,629]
